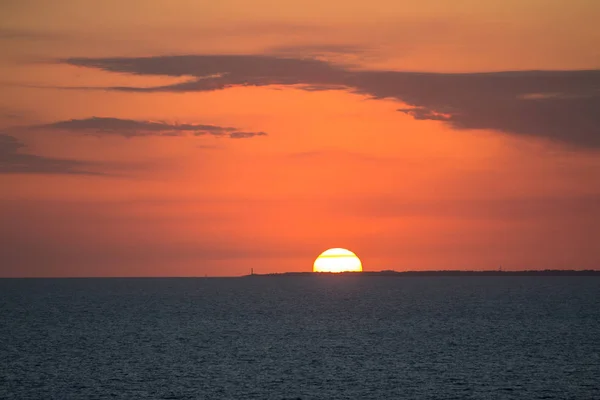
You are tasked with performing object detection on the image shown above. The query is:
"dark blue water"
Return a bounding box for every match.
[1,277,599,399]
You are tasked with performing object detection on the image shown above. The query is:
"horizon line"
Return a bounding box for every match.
[2,269,600,279]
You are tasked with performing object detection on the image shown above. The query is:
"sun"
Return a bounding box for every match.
[313,248,363,273]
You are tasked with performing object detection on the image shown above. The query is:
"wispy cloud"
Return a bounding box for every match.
[0,116,267,174]
[62,55,600,148]
[397,107,451,121]
[29,116,268,139]
[267,44,368,61]
[0,106,30,123]
[0,27,62,41]
[0,134,98,174]
[63,55,345,90]
[228,131,267,139]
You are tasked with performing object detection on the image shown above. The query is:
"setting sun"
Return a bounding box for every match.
[313,248,363,273]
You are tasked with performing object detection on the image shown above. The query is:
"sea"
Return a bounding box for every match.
[1,276,599,399]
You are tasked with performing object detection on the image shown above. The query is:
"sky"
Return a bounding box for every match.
[1,0,599,277]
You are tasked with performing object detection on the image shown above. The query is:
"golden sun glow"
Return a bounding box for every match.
[313,248,363,273]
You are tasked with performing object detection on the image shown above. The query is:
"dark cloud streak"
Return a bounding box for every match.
[0,134,98,174]
[229,131,267,139]
[0,116,266,174]
[63,55,600,147]
[0,27,62,41]
[32,116,268,139]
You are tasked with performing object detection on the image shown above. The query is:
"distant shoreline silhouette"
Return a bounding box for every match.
[244,270,600,277]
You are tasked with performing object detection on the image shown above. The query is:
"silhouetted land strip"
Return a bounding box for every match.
[244,270,600,277]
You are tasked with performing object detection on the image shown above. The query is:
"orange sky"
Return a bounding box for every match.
[1,0,599,276]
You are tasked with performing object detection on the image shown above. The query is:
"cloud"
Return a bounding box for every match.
[0,106,30,123]
[229,131,267,139]
[30,116,268,139]
[0,28,61,41]
[186,21,326,37]
[63,55,346,91]
[0,134,98,174]
[354,70,600,148]
[62,55,600,148]
[397,107,451,121]
[0,116,267,174]
[267,44,367,60]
